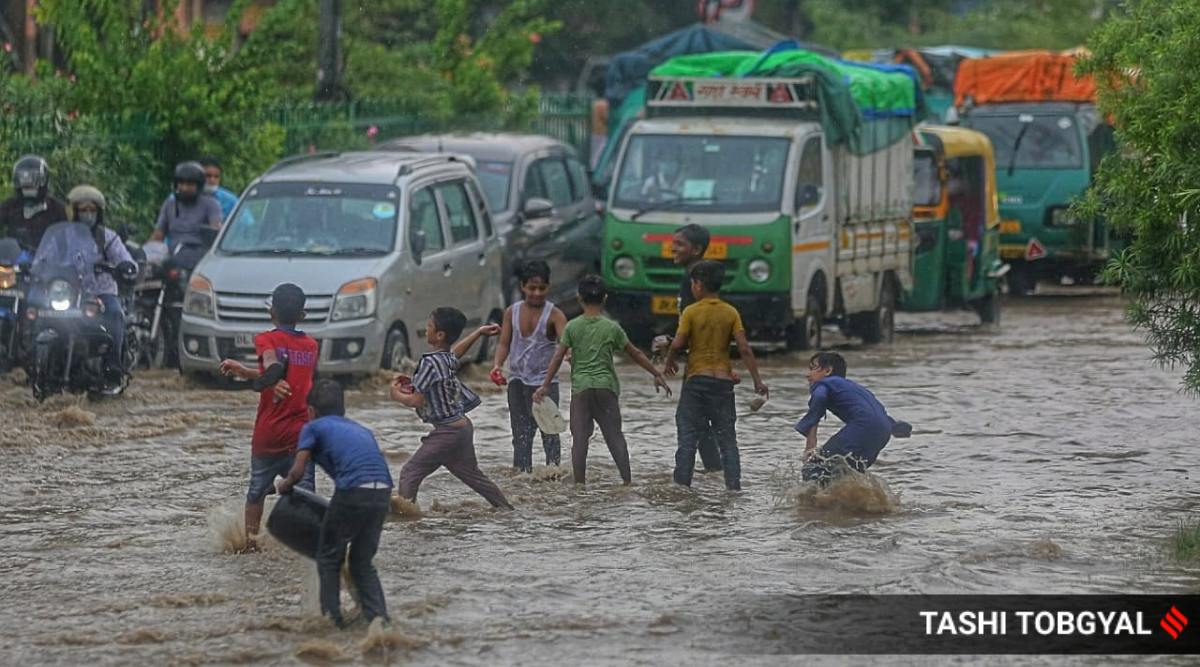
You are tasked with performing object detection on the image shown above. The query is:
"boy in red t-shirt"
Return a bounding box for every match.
[219,283,319,551]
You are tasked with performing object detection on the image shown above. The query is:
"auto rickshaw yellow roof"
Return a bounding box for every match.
[919,124,995,161]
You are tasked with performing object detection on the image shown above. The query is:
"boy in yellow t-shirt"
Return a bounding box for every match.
[664,260,768,491]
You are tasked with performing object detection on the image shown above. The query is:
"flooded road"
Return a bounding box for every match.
[2,292,1198,665]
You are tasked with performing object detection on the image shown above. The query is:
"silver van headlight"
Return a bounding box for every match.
[332,278,377,321]
[748,259,771,283]
[184,274,215,319]
[48,279,73,311]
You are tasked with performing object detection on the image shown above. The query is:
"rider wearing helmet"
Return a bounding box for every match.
[0,155,68,251]
[149,160,223,269]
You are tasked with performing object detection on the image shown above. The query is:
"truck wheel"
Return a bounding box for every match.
[1007,261,1037,297]
[788,294,823,350]
[859,279,896,345]
[974,291,1001,325]
[382,328,411,372]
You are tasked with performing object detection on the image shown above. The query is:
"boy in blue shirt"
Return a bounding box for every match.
[277,380,394,629]
[794,352,911,483]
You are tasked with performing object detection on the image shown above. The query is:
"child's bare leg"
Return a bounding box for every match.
[243,501,264,550]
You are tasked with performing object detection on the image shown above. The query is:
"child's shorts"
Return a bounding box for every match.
[247,454,315,503]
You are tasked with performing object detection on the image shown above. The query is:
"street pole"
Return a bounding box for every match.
[315,0,342,101]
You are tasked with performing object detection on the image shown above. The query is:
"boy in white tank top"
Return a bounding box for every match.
[491,260,569,472]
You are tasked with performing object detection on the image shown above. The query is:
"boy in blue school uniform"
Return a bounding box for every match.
[277,380,394,628]
[794,352,911,483]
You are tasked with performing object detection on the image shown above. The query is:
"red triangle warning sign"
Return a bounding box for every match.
[1025,238,1047,261]
[768,83,793,103]
[667,82,691,101]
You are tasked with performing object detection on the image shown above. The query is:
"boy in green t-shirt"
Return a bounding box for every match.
[664,260,768,491]
[534,275,671,484]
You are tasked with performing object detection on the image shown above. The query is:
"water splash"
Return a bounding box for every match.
[773,465,900,515]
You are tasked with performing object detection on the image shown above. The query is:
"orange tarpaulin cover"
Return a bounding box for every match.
[954,50,1096,106]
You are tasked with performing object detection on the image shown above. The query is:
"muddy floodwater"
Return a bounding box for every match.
[2,292,1198,666]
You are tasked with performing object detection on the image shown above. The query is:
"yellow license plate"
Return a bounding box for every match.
[1000,219,1022,235]
[651,295,678,315]
[660,240,728,259]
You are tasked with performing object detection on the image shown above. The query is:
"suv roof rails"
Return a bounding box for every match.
[265,151,342,174]
[396,154,466,177]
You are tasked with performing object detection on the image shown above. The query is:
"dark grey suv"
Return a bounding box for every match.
[379,133,602,312]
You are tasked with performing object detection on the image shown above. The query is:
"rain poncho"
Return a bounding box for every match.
[32,221,133,297]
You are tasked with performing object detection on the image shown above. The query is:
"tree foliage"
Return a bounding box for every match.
[1078,0,1200,391]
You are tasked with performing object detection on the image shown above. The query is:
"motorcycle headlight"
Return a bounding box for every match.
[48,279,73,311]
[613,256,636,280]
[748,259,771,284]
[0,266,14,290]
[332,277,377,322]
[184,274,215,319]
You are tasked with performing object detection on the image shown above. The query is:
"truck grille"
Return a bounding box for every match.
[642,257,738,289]
[215,291,334,323]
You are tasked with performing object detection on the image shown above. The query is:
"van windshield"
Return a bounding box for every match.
[965,113,1083,170]
[219,182,399,256]
[612,134,791,216]
[475,161,512,212]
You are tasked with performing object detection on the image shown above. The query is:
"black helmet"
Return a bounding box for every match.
[173,161,205,204]
[13,155,49,204]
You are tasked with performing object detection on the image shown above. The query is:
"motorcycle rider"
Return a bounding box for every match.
[149,161,222,268]
[0,155,68,252]
[198,156,238,220]
[33,185,136,393]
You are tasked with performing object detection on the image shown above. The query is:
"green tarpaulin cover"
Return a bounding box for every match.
[650,49,924,154]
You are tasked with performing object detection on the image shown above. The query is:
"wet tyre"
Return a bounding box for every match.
[787,293,823,350]
[382,327,411,372]
[857,279,896,345]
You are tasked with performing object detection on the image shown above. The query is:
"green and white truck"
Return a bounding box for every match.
[601,50,921,348]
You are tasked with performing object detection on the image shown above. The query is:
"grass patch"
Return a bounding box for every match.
[1170,518,1200,561]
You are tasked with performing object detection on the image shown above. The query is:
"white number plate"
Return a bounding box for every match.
[0,289,20,298]
[234,333,255,348]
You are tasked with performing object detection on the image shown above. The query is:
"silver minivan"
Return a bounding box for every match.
[178,151,506,378]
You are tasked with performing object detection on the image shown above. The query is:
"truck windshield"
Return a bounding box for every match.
[966,114,1083,170]
[219,182,399,256]
[612,134,791,216]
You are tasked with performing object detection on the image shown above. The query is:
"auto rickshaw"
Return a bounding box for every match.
[901,125,1007,323]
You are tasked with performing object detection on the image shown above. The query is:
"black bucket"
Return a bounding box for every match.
[266,487,329,560]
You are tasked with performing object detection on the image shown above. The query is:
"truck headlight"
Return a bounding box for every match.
[183,274,215,319]
[1049,207,1080,226]
[332,277,377,321]
[613,256,636,280]
[748,259,771,283]
[48,279,73,311]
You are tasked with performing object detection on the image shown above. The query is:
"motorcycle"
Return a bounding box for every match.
[158,233,215,369]
[27,222,138,401]
[0,237,33,373]
[124,239,173,369]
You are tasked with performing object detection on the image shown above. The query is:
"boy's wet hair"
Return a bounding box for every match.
[308,379,346,417]
[689,260,725,293]
[517,259,551,285]
[269,283,306,325]
[577,274,607,305]
[431,307,467,343]
[674,223,710,253]
[810,352,847,378]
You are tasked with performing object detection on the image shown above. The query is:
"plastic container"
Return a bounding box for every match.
[266,486,329,560]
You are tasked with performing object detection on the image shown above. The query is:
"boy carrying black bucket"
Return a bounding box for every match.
[277,380,393,629]
[219,283,317,551]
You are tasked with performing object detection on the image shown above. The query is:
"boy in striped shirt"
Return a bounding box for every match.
[391,307,513,510]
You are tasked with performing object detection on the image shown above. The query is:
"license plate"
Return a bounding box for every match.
[38,309,77,319]
[659,240,728,259]
[1000,220,1022,235]
[651,295,678,315]
[235,332,255,348]
[0,289,19,298]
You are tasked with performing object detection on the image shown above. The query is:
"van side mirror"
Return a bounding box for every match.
[410,229,427,263]
[796,184,820,210]
[522,197,554,221]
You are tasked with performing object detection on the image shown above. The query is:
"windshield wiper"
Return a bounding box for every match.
[224,248,305,256]
[318,247,387,256]
[1007,122,1033,176]
[630,196,718,221]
